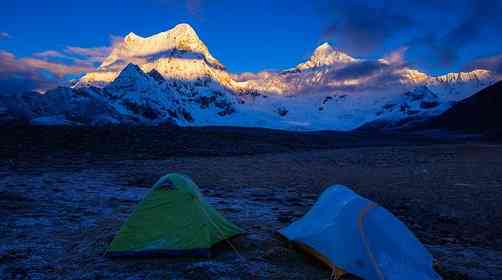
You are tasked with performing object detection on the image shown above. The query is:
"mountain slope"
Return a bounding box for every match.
[238,43,493,98]
[82,63,240,125]
[0,87,124,126]
[430,80,502,133]
[2,23,497,130]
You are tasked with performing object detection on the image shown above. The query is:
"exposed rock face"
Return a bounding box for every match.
[147,69,165,83]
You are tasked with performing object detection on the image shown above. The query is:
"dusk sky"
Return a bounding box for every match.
[1,0,501,92]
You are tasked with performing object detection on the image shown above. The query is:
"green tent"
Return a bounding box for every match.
[107,173,243,257]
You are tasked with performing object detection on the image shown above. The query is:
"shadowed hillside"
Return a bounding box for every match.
[431,80,502,135]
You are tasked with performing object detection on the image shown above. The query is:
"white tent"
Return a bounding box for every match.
[279,185,441,280]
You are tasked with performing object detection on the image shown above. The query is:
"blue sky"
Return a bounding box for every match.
[1,0,501,91]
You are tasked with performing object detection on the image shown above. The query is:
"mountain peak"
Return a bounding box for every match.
[108,63,149,87]
[97,23,224,72]
[296,42,356,70]
[314,42,334,53]
[121,63,145,76]
[104,63,157,96]
[124,32,142,43]
[169,23,197,37]
[122,23,201,51]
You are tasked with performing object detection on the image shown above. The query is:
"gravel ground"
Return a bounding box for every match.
[1,134,502,279]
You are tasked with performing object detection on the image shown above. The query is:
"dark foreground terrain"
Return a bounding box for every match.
[1,126,501,279]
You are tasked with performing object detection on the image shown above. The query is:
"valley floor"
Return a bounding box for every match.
[1,127,501,279]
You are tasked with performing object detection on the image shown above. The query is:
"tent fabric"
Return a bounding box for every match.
[107,173,242,257]
[279,185,441,280]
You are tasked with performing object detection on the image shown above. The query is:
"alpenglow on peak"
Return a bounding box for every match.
[123,23,198,44]
[315,42,335,52]
[76,23,230,88]
[99,23,223,71]
[296,42,357,70]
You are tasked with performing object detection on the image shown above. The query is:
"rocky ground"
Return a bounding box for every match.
[1,127,501,279]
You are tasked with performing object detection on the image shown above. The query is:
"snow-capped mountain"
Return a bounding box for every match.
[429,80,502,133]
[296,43,358,71]
[100,62,239,125]
[76,23,237,91]
[426,69,492,101]
[0,87,122,126]
[1,23,497,130]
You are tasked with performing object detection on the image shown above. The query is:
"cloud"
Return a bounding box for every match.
[33,50,72,60]
[323,61,415,92]
[0,51,59,93]
[408,1,502,66]
[382,47,408,66]
[465,53,502,78]
[0,40,114,93]
[150,0,205,18]
[330,61,389,81]
[231,71,278,82]
[65,46,111,64]
[20,58,94,77]
[0,32,10,40]
[186,0,203,17]
[317,0,502,66]
[33,46,111,67]
[319,0,414,53]
[435,1,502,64]
[0,48,101,93]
